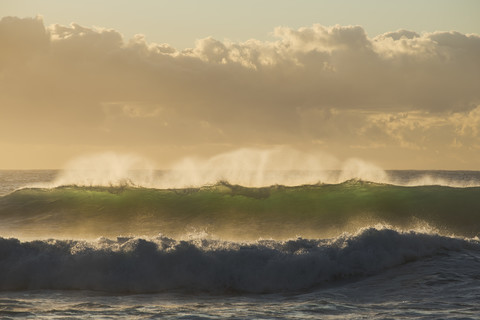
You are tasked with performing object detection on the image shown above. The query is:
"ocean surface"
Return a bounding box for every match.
[1,169,480,319]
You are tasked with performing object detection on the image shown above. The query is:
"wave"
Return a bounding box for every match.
[1,181,480,239]
[0,228,475,293]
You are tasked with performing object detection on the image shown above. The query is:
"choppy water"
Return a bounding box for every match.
[1,170,480,319]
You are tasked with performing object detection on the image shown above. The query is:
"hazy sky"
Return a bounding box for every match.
[3,0,480,49]
[1,1,480,169]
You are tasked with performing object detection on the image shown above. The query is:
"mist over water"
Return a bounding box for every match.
[50,152,156,188]
[33,149,480,189]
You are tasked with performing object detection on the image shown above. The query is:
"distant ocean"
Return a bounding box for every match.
[1,170,480,319]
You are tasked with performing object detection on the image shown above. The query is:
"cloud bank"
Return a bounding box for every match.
[1,16,480,168]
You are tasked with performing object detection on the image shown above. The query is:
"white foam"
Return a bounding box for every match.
[0,228,474,293]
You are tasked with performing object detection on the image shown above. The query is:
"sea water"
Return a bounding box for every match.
[1,170,480,319]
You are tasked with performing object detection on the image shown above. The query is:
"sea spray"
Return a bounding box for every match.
[44,149,392,189]
[30,150,480,190]
[51,152,156,187]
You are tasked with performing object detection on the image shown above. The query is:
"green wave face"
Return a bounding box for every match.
[1,181,480,239]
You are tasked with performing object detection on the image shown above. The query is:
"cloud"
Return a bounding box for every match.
[1,16,480,168]
[380,29,420,40]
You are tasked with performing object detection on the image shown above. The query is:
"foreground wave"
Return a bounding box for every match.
[1,181,480,238]
[0,228,475,293]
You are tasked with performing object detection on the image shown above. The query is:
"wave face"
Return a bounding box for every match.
[1,181,480,239]
[0,228,474,293]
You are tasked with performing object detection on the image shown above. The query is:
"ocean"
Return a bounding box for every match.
[1,169,480,319]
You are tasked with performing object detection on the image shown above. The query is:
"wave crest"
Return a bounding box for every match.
[2,182,480,239]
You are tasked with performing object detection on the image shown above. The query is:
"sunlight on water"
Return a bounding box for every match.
[39,149,480,189]
[50,152,156,187]
[44,148,394,188]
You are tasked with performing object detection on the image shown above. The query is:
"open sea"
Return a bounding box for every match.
[1,169,480,319]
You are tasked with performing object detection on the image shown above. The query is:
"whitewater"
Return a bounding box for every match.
[1,162,480,318]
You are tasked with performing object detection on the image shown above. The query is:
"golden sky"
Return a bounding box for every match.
[1,1,480,169]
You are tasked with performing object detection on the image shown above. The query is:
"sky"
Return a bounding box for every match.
[1,0,480,169]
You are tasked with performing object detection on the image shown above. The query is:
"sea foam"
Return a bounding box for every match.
[0,228,473,293]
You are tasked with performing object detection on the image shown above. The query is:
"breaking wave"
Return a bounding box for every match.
[0,228,475,293]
